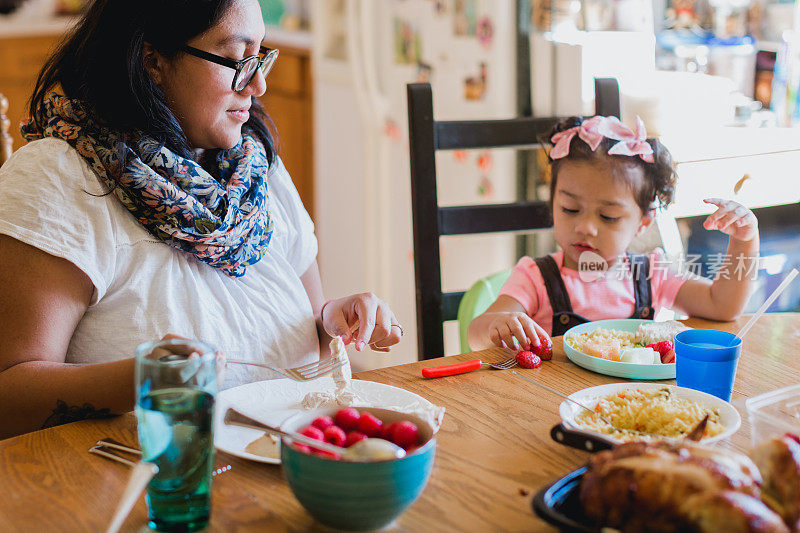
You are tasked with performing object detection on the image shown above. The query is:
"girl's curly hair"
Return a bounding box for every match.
[545,116,677,215]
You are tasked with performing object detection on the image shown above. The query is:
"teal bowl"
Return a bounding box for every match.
[280,407,436,531]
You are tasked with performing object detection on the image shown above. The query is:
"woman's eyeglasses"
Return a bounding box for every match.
[181,45,279,92]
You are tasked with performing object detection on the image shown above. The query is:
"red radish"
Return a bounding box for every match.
[357,412,383,437]
[334,408,361,431]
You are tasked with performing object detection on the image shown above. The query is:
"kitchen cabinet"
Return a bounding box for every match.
[0,33,60,152]
[259,42,314,218]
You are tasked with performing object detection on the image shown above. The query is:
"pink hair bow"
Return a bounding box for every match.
[549,116,604,159]
[596,116,654,163]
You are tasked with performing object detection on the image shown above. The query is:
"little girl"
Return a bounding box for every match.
[468,115,760,352]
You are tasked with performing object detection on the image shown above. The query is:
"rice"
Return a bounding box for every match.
[566,328,640,353]
[575,387,724,441]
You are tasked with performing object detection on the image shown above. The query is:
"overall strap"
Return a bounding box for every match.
[534,255,575,314]
[628,252,654,319]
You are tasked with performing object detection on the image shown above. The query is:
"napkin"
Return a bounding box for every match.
[301,336,445,432]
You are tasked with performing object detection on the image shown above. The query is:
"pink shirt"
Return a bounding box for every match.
[498,249,687,335]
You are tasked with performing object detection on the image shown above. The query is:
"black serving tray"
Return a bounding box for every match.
[532,467,599,533]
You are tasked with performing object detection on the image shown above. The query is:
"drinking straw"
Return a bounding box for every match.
[734,268,799,343]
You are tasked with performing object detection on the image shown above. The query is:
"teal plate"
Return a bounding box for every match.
[563,319,676,380]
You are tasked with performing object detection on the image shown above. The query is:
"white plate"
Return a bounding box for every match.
[558,382,741,445]
[213,377,438,464]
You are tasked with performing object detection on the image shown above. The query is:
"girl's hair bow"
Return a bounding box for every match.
[596,116,654,163]
[549,116,604,160]
[549,115,654,163]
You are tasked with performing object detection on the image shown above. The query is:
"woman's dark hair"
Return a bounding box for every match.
[28,0,275,163]
[545,116,676,214]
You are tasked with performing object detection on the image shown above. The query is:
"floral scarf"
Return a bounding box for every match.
[21,92,272,277]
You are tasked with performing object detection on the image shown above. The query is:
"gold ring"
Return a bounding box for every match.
[391,324,404,337]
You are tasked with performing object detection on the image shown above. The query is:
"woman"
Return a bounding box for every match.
[0,0,401,439]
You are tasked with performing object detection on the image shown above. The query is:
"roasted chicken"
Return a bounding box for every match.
[753,435,800,531]
[580,439,795,532]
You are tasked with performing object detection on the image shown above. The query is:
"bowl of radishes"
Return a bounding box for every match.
[279,406,437,531]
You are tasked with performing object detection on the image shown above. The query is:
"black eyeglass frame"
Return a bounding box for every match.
[181,45,279,92]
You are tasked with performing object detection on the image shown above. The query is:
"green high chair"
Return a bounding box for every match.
[457,269,512,354]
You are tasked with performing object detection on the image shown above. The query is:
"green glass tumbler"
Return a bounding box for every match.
[135,339,218,532]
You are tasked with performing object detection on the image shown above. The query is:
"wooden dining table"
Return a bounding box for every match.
[2,313,799,532]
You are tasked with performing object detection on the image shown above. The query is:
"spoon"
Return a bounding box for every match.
[223,408,406,461]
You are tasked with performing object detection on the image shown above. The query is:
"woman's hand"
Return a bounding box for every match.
[487,311,550,351]
[703,198,759,242]
[158,333,227,384]
[321,293,402,352]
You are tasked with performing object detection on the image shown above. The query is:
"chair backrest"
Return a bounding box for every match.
[406,79,620,360]
[0,93,13,167]
[457,269,512,354]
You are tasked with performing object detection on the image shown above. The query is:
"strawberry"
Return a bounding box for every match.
[323,425,346,447]
[516,350,542,369]
[299,425,325,441]
[314,450,341,460]
[647,340,674,362]
[532,335,553,361]
[344,430,367,447]
[334,408,361,431]
[311,415,335,431]
[291,443,312,454]
[381,421,398,440]
[356,412,383,437]
[785,433,800,446]
[391,421,419,449]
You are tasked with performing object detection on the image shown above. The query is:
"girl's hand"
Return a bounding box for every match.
[487,312,550,351]
[703,198,758,242]
[321,293,402,352]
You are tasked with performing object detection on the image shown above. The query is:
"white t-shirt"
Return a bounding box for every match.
[0,138,320,389]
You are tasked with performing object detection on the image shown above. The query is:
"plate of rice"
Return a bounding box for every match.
[563,319,678,380]
[559,382,740,445]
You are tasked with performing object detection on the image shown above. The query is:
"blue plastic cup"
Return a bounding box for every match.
[674,329,741,401]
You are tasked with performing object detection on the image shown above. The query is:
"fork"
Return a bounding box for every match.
[421,356,517,378]
[88,438,232,476]
[226,357,346,382]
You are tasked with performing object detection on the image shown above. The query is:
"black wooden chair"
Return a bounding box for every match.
[407,78,620,360]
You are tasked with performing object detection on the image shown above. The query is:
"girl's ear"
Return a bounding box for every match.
[142,42,163,85]
[636,213,654,236]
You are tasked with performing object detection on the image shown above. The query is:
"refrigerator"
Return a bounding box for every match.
[311,0,524,370]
